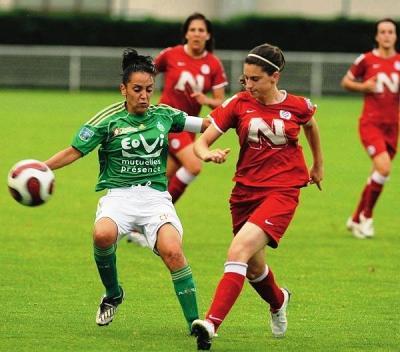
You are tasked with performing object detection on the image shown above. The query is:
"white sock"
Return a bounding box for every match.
[176,167,196,185]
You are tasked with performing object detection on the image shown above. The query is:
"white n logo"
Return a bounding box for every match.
[248,118,287,149]
[174,71,204,93]
[375,72,399,93]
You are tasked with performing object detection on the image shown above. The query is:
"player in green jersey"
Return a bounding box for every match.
[44,48,208,333]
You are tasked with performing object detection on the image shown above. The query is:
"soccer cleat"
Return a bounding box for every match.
[346,217,366,239]
[359,213,374,238]
[270,288,291,338]
[126,231,148,247]
[191,319,215,350]
[96,287,125,326]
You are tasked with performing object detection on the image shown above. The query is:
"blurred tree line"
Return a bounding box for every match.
[1,11,396,52]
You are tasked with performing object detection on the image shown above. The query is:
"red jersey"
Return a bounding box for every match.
[210,91,316,188]
[348,50,400,124]
[155,45,228,116]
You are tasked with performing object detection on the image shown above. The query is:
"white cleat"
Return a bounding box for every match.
[271,288,291,338]
[191,319,215,350]
[359,213,374,238]
[346,217,366,239]
[126,231,148,247]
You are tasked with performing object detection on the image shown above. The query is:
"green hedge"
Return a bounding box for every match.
[0,11,398,52]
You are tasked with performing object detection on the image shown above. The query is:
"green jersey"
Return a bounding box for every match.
[72,102,187,192]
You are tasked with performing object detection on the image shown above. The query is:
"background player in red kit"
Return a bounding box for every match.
[190,43,323,350]
[155,12,228,203]
[342,18,400,239]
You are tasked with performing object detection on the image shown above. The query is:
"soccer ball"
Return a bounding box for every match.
[7,159,55,206]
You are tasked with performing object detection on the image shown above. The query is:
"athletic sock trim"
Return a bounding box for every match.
[176,167,196,185]
[248,265,269,283]
[224,261,248,276]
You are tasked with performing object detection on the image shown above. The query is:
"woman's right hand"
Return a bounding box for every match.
[202,148,231,163]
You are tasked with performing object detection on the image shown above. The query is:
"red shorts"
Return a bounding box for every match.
[359,119,398,159]
[168,132,196,155]
[229,183,300,248]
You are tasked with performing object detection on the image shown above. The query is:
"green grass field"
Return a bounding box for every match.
[1,89,399,352]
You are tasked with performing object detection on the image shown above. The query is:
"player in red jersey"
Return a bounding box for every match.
[155,12,228,203]
[342,18,400,239]
[190,43,323,350]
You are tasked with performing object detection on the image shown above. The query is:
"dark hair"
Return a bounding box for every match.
[182,12,214,52]
[121,48,157,84]
[244,43,285,75]
[375,18,398,36]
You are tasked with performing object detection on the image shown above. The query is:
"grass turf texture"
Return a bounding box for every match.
[1,89,399,351]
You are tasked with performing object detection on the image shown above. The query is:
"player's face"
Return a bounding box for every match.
[375,21,397,50]
[243,64,279,100]
[185,19,210,52]
[120,72,154,115]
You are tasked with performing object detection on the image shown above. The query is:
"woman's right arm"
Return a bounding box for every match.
[194,124,230,164]
[45,146,82,170]
[341,74,376,93]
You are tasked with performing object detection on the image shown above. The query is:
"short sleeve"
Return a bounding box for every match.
[348,54,366,80]
[155,48,171,73]
[209,94,239,133]
[71,124,108,155]
[298,97,317,125]
[167,106,188,132]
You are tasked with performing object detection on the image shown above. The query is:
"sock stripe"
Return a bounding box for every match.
[171,265,192,281]
[94,245,115,257]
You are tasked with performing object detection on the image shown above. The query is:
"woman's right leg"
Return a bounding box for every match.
[93,217,124,326]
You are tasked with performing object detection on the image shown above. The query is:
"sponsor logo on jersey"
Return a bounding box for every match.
[157,121,165,132]
[78,127,94,142]
[372,64,381,69]
[394,61,400,70]
[279,110,292,120]
[200,64,210,75]
[121,134,165,158]
[113,126,139,136]
[265,219,274,225]
[246,109,256,113]
[177,61,186,66]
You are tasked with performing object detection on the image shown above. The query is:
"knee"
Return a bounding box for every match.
[246,265,266,281]
[375,166,391,178]
[93,229,116,248]
[159,246,186,270]
[185,163,202,176]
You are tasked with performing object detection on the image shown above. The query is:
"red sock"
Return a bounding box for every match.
[168,175,187,203]
[363,180,384,218]
[352,184,369,222]
[249,268,284,311]
[206,272,245,331]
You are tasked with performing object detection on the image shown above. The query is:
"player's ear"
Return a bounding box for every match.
[120,83,127,97]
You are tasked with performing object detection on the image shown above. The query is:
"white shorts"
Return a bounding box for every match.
[95,185,183,252]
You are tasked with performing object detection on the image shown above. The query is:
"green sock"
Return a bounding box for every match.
[171,265,199,330]
[93,244,121,298]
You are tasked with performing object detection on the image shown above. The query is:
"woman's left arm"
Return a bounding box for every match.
[302,117,324,190]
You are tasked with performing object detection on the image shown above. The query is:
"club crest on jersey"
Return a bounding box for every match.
[201,64,210,75]
[157,121,165,132]
[394,61,400,71]
[279,110,292,120]
[78,127,94,142]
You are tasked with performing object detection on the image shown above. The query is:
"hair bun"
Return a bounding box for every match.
[122,48,139,70]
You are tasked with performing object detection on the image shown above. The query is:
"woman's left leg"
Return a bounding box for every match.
[156,223,199,331]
